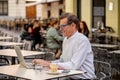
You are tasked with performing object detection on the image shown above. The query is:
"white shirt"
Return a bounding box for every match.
[52,31,96,79]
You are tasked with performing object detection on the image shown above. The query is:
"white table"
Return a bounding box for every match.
[105,33,120,37]
[105,33,120,44]
[0,36,13,40]
[110,50,120,54]
[91,43,118,49]
[0,49,45,64]
[0,64,85,80]
[0,41,24,46]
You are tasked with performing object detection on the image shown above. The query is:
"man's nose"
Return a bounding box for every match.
[60,27,63,31]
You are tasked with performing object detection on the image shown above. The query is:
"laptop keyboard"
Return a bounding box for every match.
[26,63,35,69]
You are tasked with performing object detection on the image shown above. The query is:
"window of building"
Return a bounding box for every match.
[59,9,63,16]
[47,3,51,6]
[77,0,81,20]
[0,1,8,15]
[92,0,105,28]
[59,0,63,4]
[47,10,51,18]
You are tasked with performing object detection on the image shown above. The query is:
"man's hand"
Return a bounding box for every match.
[32,59,50,67]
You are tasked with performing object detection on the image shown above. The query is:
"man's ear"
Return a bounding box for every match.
[71,23,76,27]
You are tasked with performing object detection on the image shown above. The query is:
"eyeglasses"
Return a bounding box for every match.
[59,24,70,28]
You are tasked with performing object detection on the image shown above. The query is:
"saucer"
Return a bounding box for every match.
[46,71,61,75]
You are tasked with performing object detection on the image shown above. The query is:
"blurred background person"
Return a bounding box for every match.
[46,19,64,59]
[20,19,33,41]
[78,21,89,37]
[29,20,43,50]
[92,20,106,43]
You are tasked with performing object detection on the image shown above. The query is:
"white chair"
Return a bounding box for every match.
[22,40,32,50]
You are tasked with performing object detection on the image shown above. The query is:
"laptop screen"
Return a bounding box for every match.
[14,45,31,68]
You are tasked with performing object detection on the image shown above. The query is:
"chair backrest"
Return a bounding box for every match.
[44,51,55,60]
[13,37,19,42]
[0,58,9,66]
[22,40,32,50]
[94,60,111,80]
[92,47,111,63]
[97,48,111,63]
[92,47,99,60]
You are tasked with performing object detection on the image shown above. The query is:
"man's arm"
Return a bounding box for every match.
[56,39,91,70]
[32,59,51,67]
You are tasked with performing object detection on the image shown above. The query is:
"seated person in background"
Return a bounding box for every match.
[24,19,33,32]
[97,27,106,33]
[94,26,106,44]
[32,13,96,80]
[97,20,106,33]
[20,19,33,41]
[46,19,64,59]
[78,21,89,37]
[29,20,43,50]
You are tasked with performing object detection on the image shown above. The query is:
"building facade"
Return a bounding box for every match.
[0,0,120,36]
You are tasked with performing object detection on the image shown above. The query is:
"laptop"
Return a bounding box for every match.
[14,45,35,69]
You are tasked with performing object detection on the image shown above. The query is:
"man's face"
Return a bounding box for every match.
[59,18,72,38]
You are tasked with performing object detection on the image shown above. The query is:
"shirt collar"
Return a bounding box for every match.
[66,31,79,40]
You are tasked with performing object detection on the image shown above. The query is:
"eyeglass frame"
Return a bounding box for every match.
[59,23,71,28]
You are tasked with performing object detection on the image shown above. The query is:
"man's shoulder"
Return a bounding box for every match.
[75,33,90,44]
[48,27,56,32]
[77,32,88,39]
